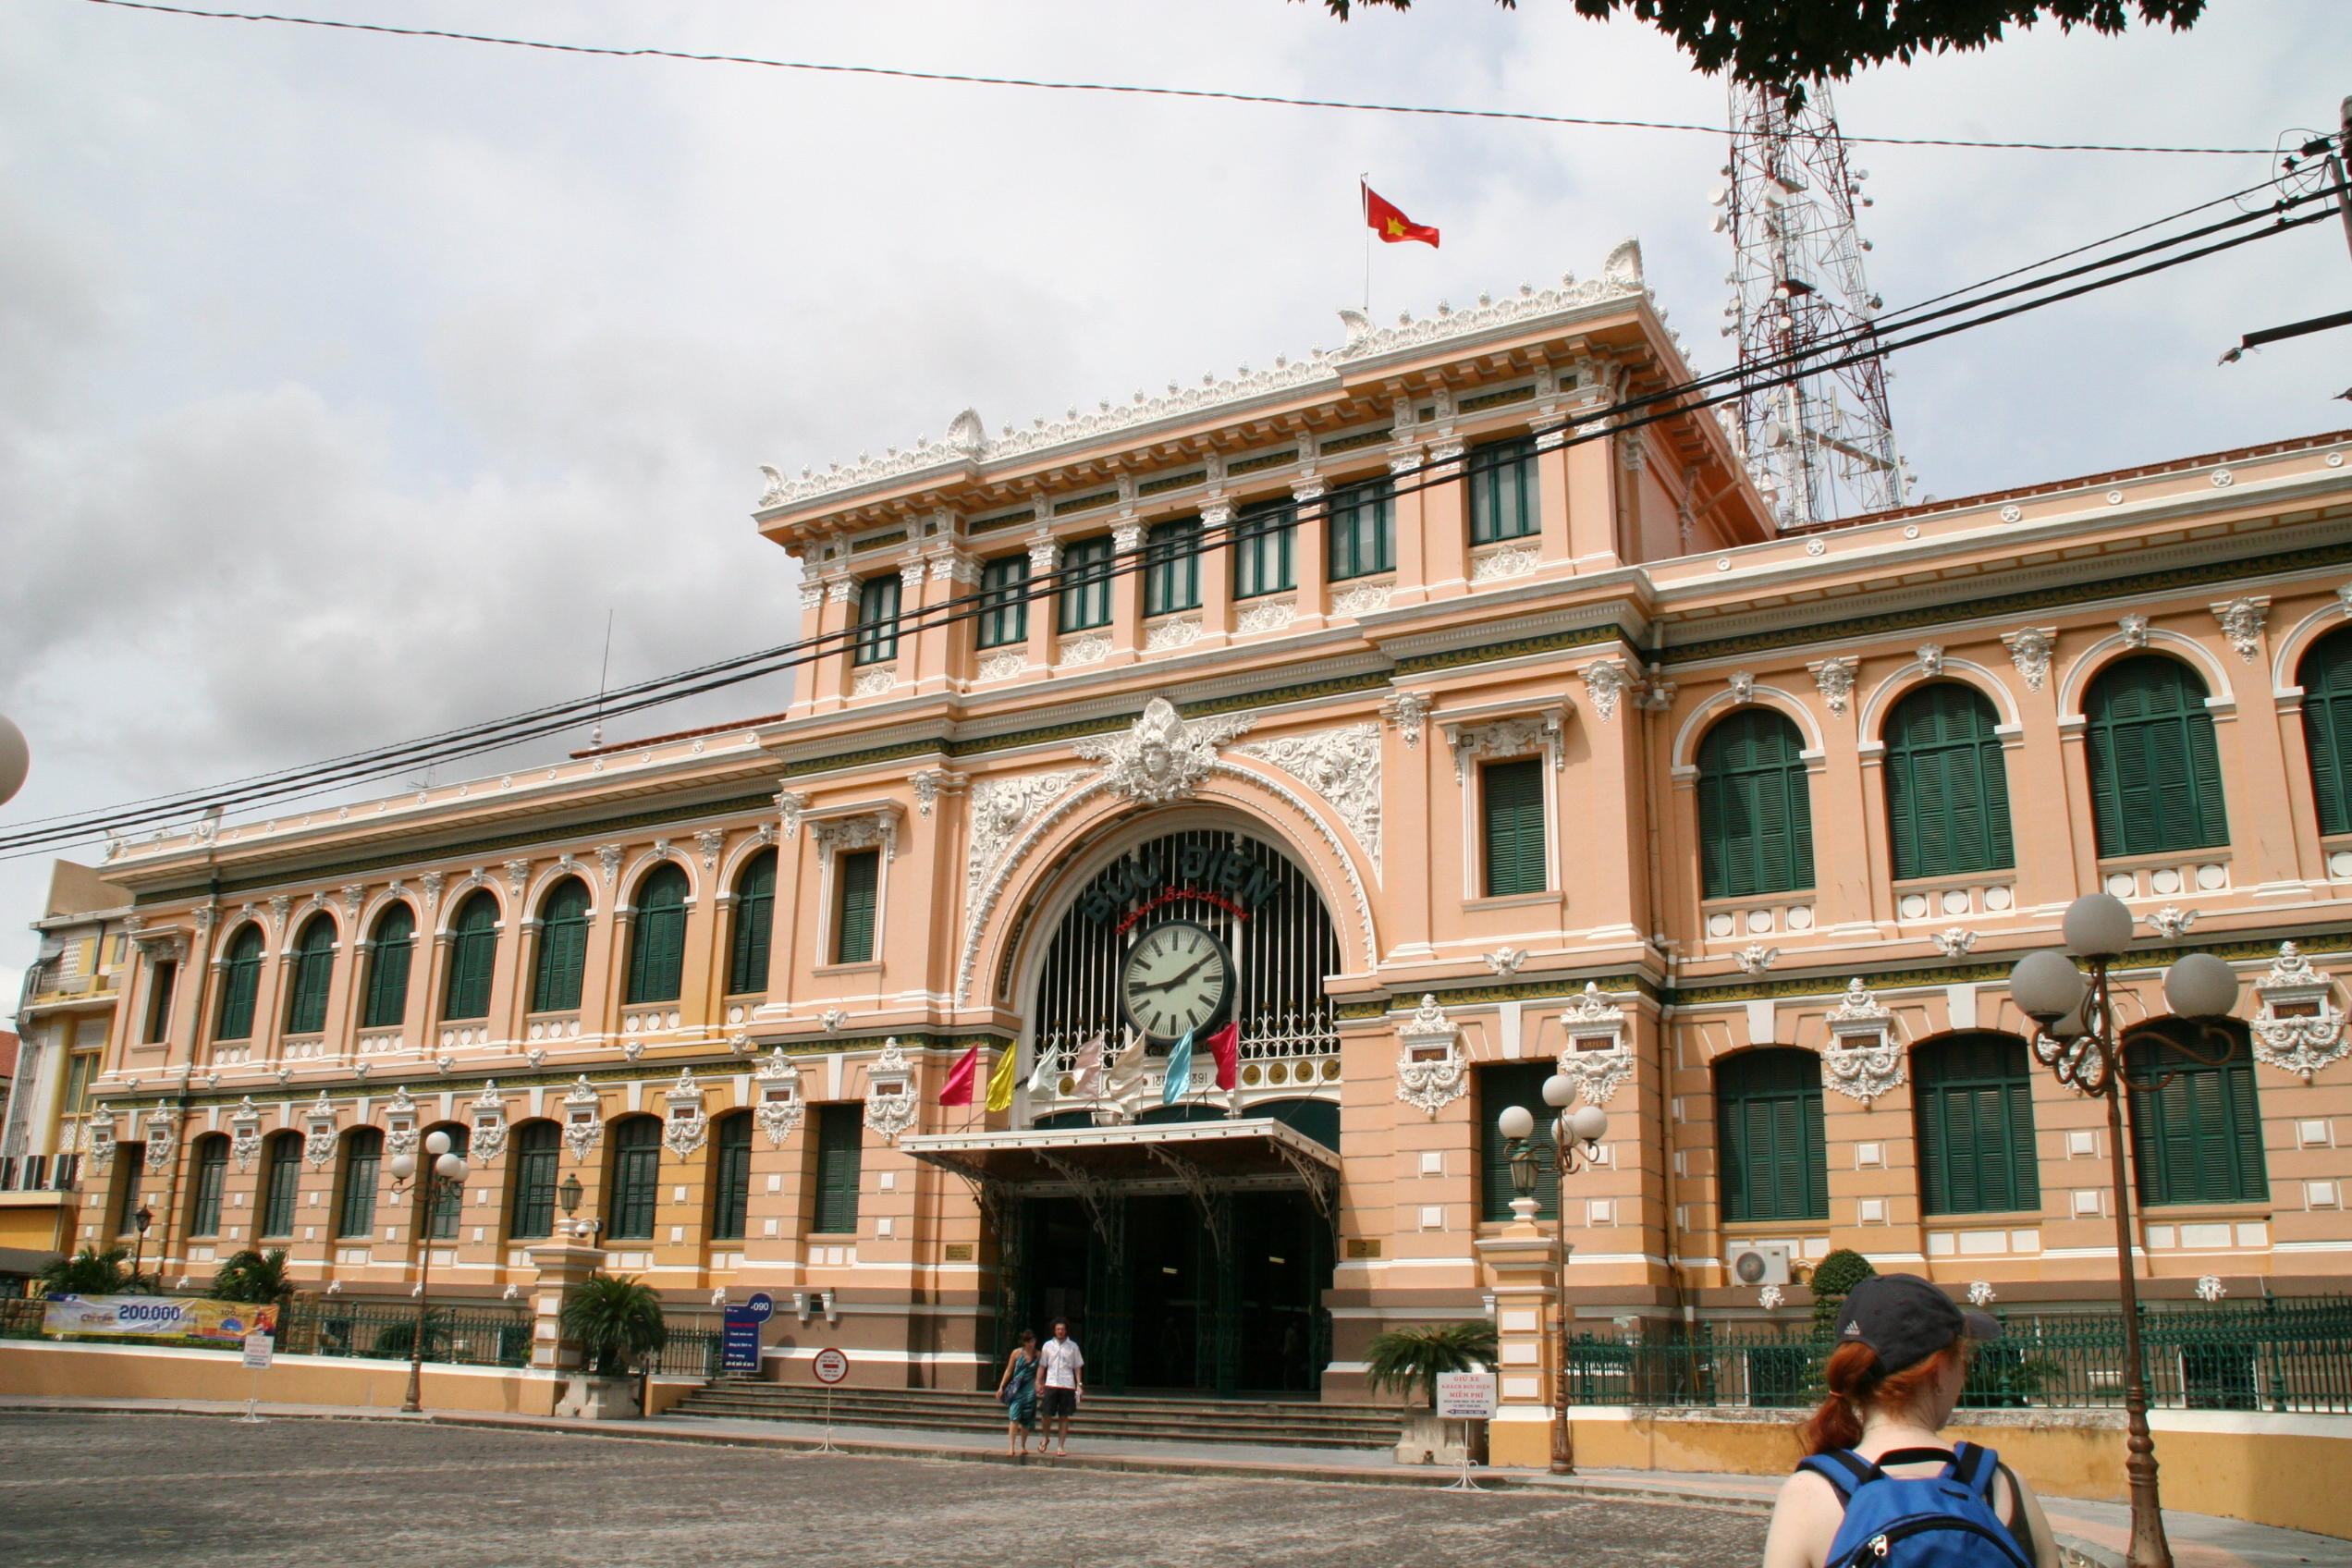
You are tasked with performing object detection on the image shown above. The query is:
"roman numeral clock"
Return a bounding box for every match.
[1120,920,1232,1042]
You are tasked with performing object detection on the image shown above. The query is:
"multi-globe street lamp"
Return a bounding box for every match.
[386,1130,470,1415]
[1497,1079,1610,1476]
[129,1202,153,1284]
[2010,891,2247,1568]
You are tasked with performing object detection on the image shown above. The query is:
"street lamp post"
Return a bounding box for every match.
[558,1172,601,1243]
[386,1131,471,1415]
[1497,1081,1610,1476]
[2010,892,2247,1568]
[130,1202,153,1286]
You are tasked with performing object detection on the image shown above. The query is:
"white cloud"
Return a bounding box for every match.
[2,0,2344,998]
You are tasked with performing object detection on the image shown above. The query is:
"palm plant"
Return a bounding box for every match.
[558,1273,668,1378]
[35,1246,133,1296]
[1364,1320,1500,1407]
[208,1249,294,1309]
[372,1307,453,1360]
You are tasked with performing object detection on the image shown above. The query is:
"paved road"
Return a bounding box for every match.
[0,1413,1768,1567]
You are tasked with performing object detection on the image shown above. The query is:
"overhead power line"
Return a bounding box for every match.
[2,169,2337,861]
[75,0,2272,157]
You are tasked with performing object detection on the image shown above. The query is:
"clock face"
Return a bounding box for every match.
[1121,920,1232,1042]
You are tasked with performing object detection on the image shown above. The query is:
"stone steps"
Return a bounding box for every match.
[666,1380,1399,1450]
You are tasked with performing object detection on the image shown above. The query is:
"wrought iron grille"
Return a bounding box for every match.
[1033,828,1339,1073]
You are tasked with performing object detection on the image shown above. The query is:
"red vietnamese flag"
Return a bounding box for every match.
[1206,1021,1242,1092]
[938,1046,979,1106]
[1364,183,1439,248]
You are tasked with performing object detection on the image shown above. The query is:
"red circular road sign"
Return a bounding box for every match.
[812,1347,850,1385]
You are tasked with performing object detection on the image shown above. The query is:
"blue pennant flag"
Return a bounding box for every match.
[1160,1029,1194,1107]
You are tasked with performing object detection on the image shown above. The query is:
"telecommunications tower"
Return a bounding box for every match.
[1713,80,1909,529]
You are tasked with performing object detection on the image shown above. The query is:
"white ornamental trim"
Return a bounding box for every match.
[662,1069,710,1159]
[1394,995,1467,1119]
[1819,978,1905,1105]
[1237,723,1382,863]
[2251,941,2347,1082]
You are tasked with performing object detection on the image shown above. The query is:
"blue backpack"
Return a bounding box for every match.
[1798,1443,2034,1568]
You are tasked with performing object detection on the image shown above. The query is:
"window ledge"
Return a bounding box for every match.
[2135,1200,2272,1219]
[1464,891,1559,912]
[814,962,883,976]
[1923,1208,2044,1226]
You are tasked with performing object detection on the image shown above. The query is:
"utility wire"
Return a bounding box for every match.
[75,0,2272,157]
[4,176,2336,859]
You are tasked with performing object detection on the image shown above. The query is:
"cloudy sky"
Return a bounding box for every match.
[4,0,2346,999]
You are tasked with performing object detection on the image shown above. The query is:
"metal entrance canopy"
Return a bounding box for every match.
[902,1117,1338,1227]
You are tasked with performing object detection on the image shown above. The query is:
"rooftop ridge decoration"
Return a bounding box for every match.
[754,240,1650,512]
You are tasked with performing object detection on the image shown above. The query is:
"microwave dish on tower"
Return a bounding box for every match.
[1717,80,1910,529]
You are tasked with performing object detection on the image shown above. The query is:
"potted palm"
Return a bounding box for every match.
[555,1273,668,1420]
[1365,1320,1499,1464]
[36,1245,140,1297]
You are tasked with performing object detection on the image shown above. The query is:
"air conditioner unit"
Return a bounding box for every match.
[1730,1243,1792,1287]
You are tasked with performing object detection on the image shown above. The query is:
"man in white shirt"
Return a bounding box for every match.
[1035,1317,1084,1456]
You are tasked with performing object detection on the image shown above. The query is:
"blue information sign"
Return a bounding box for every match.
[721,1307,763,1373]
[744,1292,775,1323]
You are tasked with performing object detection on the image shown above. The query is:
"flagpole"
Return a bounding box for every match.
[1360,174,1373,314]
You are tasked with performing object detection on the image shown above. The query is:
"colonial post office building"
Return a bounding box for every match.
[67,242,2352,1448]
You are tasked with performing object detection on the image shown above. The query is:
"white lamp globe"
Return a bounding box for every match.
[1497,1105,1536,1141]
[2010,949,2088,1024]
[0,714,26,807]
[1568,1105,1610,1144]
[2062,893,2135,960]
[423,1130,452,1157]
[1542,1073,1576,1109]
[2162,951,2239,1019]
[434,1151,468,1182]
[386,1153,417,1182]
[2047,1002,2088,1041]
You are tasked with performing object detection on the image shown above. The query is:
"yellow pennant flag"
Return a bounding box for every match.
[984,1043,1020,1113]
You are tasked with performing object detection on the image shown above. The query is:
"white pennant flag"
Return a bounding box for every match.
[1026,1039,1061,1096]
[1072,1033,1107,1098]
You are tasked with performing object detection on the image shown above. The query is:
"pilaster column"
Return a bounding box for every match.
[527,1241,610,1373]
[1023,530,1060,673]
[1387,442,1430,607]
[1290,477,1329,630]
[1199,501,1235,647]
[1109,519,1145,664]
[1476,1225,1566,1470]
[1422,439,1470,598]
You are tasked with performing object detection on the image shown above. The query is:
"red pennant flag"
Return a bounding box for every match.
[1364,183,1439,248]
[1206,1021,1241,1092]
[938,1046,978,1106]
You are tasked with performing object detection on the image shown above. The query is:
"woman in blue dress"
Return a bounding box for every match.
[997,1328,1041,1456]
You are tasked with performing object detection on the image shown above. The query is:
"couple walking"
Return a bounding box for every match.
[997,1318,1083,1457]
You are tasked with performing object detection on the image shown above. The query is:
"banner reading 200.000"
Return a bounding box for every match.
[42,1294,279,1343]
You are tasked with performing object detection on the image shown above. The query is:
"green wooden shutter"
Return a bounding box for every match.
[261,1134,300,1236]
[1885,685,2015,881]
[361,905,414,1029]
[1714,1049,1828,1222]
[2301,631,2352,836]
[214,925,263,1040]
[337,1129,382,1237]
[189,1137,227,1236]
[2087,656,2229,857]
[835,849,881,963]
[1060,535,1116,631]
[1698,712,1817,899]
[1914,1032,2040,1216]
[728,851,777,996]
[853,574,901,665]
[977,554,1030,649]
[143,958,179,1043]
[1477,1061,1561,1220]
[814,1104,863,1233]
[1482,758,1548,897]
[2127,1024,2268,1207]
[1469,437,1537,543]
[1234,500,1297,599]
[1328,478,1393,581]
[608,1117,662,1240]
[284,917,336,1035]
[510,1121,559,1239]
[625,864,690,1005]
[441,892,499,1021]
[712,1114,753,1241]
[532,878,590,1012]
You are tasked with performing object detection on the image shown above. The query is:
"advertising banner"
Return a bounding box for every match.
[42,1294,279,1343]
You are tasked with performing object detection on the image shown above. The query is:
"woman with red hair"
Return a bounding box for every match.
[1761,1274,2061,1568]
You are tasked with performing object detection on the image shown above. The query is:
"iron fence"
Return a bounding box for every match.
[0,1297,45,1339]
[278,1300,533,1368]
[1562,1299,2352,1415]
[647,1328,722,1378]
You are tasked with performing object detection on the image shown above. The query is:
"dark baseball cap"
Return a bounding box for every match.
[1835,1274,2002,1375]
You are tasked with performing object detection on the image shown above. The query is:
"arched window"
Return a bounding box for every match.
[282,914,337,1035]
[531,877,592,1013]
[508,1121,560,1240]
[1912,1033,2040,1215]
[214,925,265,1040]
[2297,628,2352,836]
[2126,1019,2267,1207]
[1714,1048,1828,1222]
[361,903,415,1030]
[188,1133,230,1236]
[336,1128,383,1237]
[260,1131,301,1237]
[607,1116,662,1240]
[441,891,500,1021]
[624,864,690,1006]
[427,1124,470,1239]
[1883,684,2015,881]
[2084,655,2227,858]
[1697,710,1816,899]
[711,1112,753,1242]
[727,850,777,997]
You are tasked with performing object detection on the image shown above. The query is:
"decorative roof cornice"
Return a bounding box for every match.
[753,241,1653,516]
